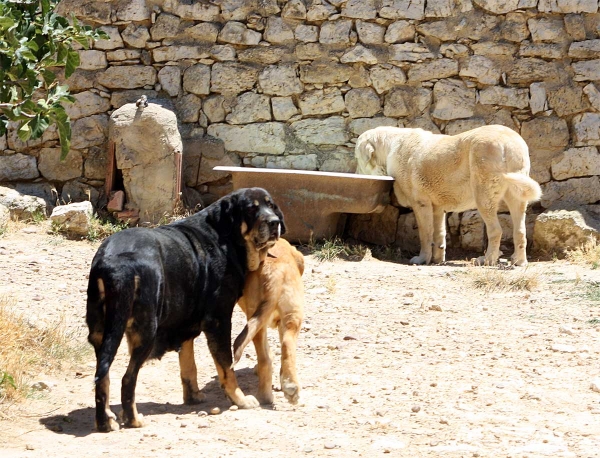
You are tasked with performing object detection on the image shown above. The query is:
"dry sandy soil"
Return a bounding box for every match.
[1,222,600,458]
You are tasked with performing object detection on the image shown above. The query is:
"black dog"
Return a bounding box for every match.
[86,188,285,432]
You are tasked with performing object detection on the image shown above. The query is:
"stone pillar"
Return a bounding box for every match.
[109,102,182,224]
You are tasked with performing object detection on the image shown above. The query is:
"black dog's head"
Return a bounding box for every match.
[212,187,285,271]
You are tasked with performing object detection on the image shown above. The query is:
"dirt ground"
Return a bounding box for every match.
[1,222,600,458]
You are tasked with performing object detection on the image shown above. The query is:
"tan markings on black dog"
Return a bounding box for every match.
[234,238,304,404]
[179,339,206,404]
[86,188,285,432]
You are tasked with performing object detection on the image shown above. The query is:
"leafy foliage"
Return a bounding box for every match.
[0,0,106,158]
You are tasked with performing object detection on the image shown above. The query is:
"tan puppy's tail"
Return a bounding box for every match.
[504,172,542,203]
[232,300,275,367]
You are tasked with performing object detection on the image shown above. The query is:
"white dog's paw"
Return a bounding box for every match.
[409,255,429,265]
[511,257,528,267]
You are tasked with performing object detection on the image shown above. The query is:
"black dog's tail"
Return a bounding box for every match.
[90,267,139,383]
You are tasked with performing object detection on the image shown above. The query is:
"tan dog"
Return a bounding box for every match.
[355,125,542,266]
[233,238,304,404]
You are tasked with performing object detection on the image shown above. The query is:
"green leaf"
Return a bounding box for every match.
[41,0,51,16]
[18,121,32,142]
[29,114,50,139]
[0,17,16,30]
[73,35,91,49]
[56,42,67,63]
[52,108,71,160]
[40,68,56,85]
[64,50,79,78]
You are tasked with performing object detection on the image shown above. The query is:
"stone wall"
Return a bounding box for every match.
[1,0,600,249]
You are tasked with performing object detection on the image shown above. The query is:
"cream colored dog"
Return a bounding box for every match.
[355,125,542,266]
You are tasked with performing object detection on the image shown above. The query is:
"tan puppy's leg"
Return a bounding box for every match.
[504,194,529,266]
[410,201,434,265]
[179,339,206,404]
[278,313,302,404]
[431,206,447,264]
[252,326,274,404]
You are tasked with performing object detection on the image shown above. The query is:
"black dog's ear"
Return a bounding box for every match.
[273,202,286,236]
[214,194,236,236]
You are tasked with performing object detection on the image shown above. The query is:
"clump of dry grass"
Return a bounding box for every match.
[0,297,89,406]
[566,238,600,269]
[309,237,370,262]
[469,266,541,292]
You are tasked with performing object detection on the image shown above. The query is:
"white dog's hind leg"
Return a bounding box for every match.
[431,206,447,264]
[477,205,502,266]
[410,202,434,265]
[504,194,529,266]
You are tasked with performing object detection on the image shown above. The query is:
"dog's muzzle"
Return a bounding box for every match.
[255,214,281,248]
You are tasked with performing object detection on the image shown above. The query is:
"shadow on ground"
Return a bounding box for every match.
[38,367,267,436]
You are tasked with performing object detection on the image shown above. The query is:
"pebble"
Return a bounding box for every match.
[26,444,34,450]
[559,325,574,335]
[324,442,336,449]
[198,411,208,417]
[429,304,442,312]
[440,418,449,425]
[31,381,50,391]
[210,407,221,415]
[229,405,239,411]
[551,344,577,353]
[590,378,600,393]
[411,405,421,413]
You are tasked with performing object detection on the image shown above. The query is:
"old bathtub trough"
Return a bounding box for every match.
[214,166,394,243]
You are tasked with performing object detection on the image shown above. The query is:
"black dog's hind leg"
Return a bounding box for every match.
[179,339,206,404]
[89,330,120,432]
[120,325,154,428]
[203,319,259,409]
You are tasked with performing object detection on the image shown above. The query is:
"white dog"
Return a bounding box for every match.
[355,125,542,266]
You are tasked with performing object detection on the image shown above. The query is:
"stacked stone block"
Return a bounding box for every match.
[0,0,599,249]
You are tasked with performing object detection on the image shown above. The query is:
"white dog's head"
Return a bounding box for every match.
[355,131,387,176]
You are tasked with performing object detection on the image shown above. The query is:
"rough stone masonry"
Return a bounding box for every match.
[1,0,600,252]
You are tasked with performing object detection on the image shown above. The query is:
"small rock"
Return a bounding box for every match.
[180,422,187,428]
[198,419,209,428]
[31,381,50,391]
[229,405,239,411]
[343,335,357,340]
[429,304,442,312]
[590,378,600,393]
[411,405,421,413]
[198,410,208,417]
[559,325,574,335]
[210,407,221,415]
[400,321,409,326]
[550,344,577,353]
[440,417,449,424]
[26,444,34,450]
[324,442,336,449]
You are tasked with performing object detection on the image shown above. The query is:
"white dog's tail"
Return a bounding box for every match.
[504,173,542,203]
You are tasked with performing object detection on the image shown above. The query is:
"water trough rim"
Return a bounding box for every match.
[213,166,394,181]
